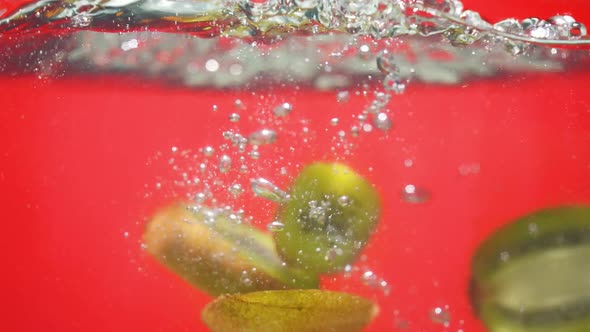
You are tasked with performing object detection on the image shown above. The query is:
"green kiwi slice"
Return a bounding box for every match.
[274,162,381,274]
[201,289,379,332]
[471,206,590,332]
[143,203,318,296]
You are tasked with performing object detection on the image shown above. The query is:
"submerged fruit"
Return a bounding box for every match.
[143,203,318,296]
[470,206,590,332]
[274,162,381,274]
[201,289,379,332]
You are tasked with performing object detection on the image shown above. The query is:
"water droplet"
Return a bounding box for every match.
[229,183,244,197]
[374,112,392,131]
[267,221,285,232]
[330,118,339,126]
[401,184,430,203]
[250,178,288,202]
[337,195,351,207]
[273,102,292,117]
[429,306,451,327]
[229,113,240,122]
[248,129,277,145]
[219,155,232,173]
[201,146,215,157]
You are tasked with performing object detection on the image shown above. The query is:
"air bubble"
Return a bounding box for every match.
[429,306,451,327]
[229,113,241,122]
[374,112,392,131]
[401,184,430,203]
[336,91,350,103]
[273,102,292,117]
[337,195,351,207]
[201,146,215,157]
[248,129,277,145]
[229,183,244,197]
[249,150,260,159]
[250,178,289,202]
[330,118,339,126]
[267,221,285,232]
[384,73,408,94]
[219,155,232,173]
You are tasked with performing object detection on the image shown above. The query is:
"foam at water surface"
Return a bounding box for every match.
[1,0,589,87]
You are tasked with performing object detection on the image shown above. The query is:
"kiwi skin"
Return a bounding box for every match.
[273,162,381,274]
[470,206,590,332]
[143,203,319,296]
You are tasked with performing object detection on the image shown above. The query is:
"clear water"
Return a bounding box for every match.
[2,0,590,331]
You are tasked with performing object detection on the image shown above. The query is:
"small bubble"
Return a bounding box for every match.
[358,44,371,60]
[267,221,285,232]
[229,113,241,122]
[384,73,408,94]
[248,129,277,145]
[500,251,510,262]
[234,99,245,110]
[202,146,215,157]
[250,178,288,202]
[229,183,244,197]
[528,222,539,236]
[195,192,207,203]
[374,112,393,131]
[205,59,220,72]
[401,184,430,203]
[362,123,373,132]
[350,126,360,137]
[123,231,129,238]
[219,155,232,173]
[249,150,260,159]
[337,195,351,207]
[273,102,293,117]
[212,105,218,112]
[404,159,414,168]
[171,146,178,153]
[429,306,451,327]
[377,51,398,74]
[336,91,350,103]
[330,118,339,126]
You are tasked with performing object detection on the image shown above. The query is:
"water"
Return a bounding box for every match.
[3,0,590,331]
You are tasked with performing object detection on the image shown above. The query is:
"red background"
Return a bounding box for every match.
[2,1,590,331]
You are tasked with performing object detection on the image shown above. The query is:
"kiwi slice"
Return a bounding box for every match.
[143,203,318,296]
[201,289,379,332]
[274,162,381,274]
[470,206,590,332]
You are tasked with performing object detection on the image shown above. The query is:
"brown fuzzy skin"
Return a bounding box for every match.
[202,289,379,332]
[143,203,318,296]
